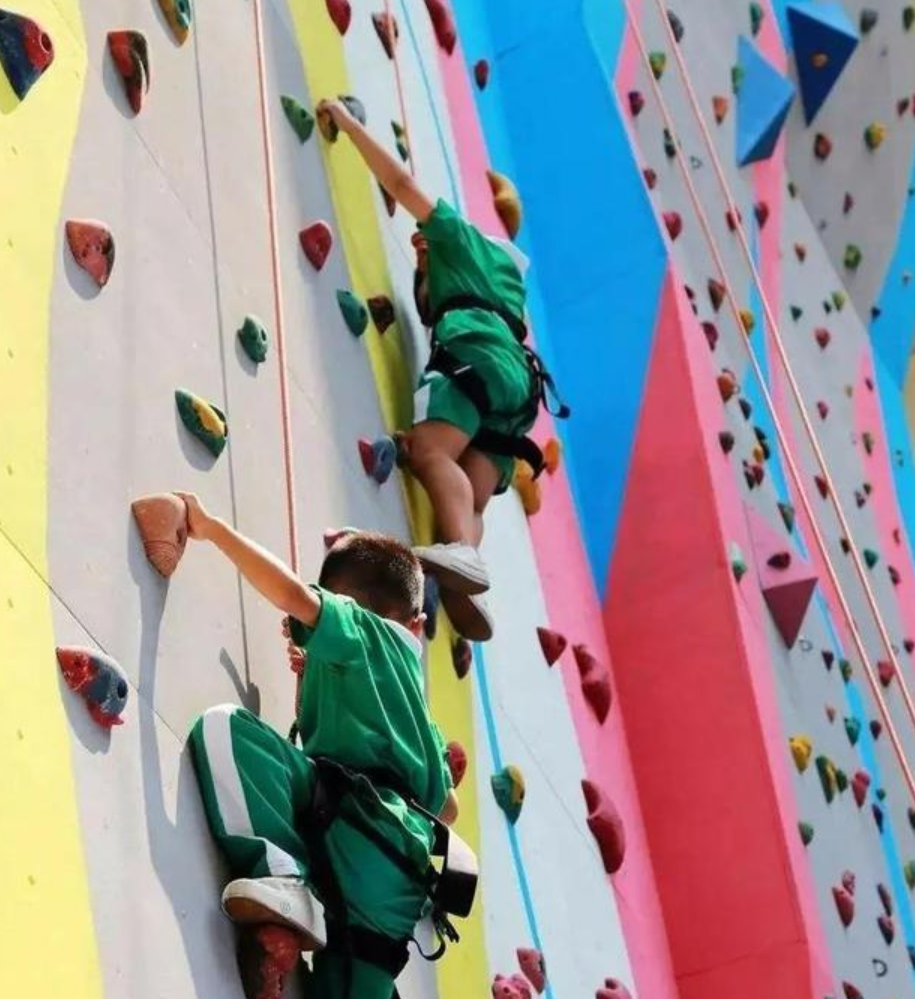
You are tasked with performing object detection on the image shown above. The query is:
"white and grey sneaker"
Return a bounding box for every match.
[413,543,490,595]
[441,589,494,642]
[221,876,327,949]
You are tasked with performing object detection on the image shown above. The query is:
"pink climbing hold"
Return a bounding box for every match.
[582,779,625,874]
[425,0,457,54]
[65,220,115,288]
[877,659,895,687]
[446,740,467,788]
[299,222,333,271]
[573,644,612,723]
[597,980,633,999]
[516,949,546,994]
[662,211,682,240]
[492,974,532,999]
[537,627,567,665]
[326,0,351,35]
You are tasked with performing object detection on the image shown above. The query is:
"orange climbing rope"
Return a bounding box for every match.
[250,0,303,715]
[384,0,417,177]
[618,0,915,803]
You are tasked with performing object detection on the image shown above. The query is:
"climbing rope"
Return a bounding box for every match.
[385,0,417,177]
[250,0,303,717]
[618,0,915,803]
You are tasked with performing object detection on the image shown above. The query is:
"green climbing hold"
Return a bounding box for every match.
[667,9,685,43]
[860,9,878,34]
[491,765,525,824]
[281,95,315,143]
[790,305,803,321]
[787,180,798,198]
[336,290,369,337]
[731,64,745,95]
[237,315,269,364]
[816,755,838,803]
[840,659,853,683]
[798,821,814,846]
[876,787,887,802]
[905,7,915,31]
[778,502,796,533]
[663,128,677,159]
[844,245,863,271]
[749,1,764,36]
[649,51,667,80]
[905,860,915,889]
[175,389,228,458]
[730,542,748,582]
[391,121,410,163]
[832,291,846,311]
[864,548,880,569]
[844,717,861,746]
[835,768,848,793]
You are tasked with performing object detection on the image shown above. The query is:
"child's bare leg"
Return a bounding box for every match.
[458,448,501,548]
[405,421,476,542]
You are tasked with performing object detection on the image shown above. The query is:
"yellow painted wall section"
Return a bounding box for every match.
[284,2,490,994]
[0,3,103,997]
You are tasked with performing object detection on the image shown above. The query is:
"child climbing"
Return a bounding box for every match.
[316,99,568,643]
[178,493,473,999]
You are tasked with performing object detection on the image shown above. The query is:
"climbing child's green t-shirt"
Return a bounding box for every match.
[420,198,529,372]
[289,587,451,816]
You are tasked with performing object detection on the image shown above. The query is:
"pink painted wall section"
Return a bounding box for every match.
[615,0,645,98]
[429,33,679,999]
[606,267,830,999]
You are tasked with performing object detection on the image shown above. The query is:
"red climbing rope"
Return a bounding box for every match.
[250,0,303,713]
[619,0,915,803]
[385,0,417,177]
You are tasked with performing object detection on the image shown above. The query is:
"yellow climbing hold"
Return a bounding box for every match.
[487,169,522,240]
[790,735,813,773]
[864,122,887,150]
[513,460,542,516]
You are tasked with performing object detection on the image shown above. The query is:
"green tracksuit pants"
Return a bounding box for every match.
[188,704,426,999]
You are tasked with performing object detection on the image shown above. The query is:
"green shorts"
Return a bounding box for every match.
[413,362,535,492]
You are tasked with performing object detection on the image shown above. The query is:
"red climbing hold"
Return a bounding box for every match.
[662,211,682,240]
[814,474,829,497]
[878,914,895,945]
[516,949,546,994]
[719,430,735,453]
[537,627,567,666]
[708,278,726,311]
[817,400,829,419]
[131,493,188,578]
[452,637,472,679]
[794,242,807,262]
[754,201,769,228]
[628,91,645,117]
[814,327,830,349]
[597,979,633,999]
[725,207,742,232]
[814,133,833,160]
[57,646,129,728]
[107,30,150,115]
[712,95,729,124]
[878,883,893,916]
[643,167,657,189]
[0,9,54,100]
[833,885,855,927]
[842,870,856,895]
[573,644,612,724]
[299,221,333,271]
[326,0,351,35]
[877,659,895,687]
[474,59,489,89]
[367,295,396,333]
[371,11,398,58]
[446,740,467,788]
[842,983,863,999]
[702,322,719,350]
[425,0,457,54]
[582,779,625,874]
[851,770,870,808]
[237,924,302,999]
[65,220,115,288]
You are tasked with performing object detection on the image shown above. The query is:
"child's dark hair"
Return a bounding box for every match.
[319,532,424,623]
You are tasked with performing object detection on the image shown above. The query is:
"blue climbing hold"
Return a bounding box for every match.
[786,1,858,125]
[358,435,398,484]
[0,9,54,100]
[736,36,796,166]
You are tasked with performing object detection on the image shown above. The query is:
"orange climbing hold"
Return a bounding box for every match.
[326,0,351,35]
[107,30,150,115]
[814,132,833,160]
[131,493,188,578]
[574,645,612,723]
[65,220,115,288]
[425,0,457,54]
[446,740,467,787]
[487,170,522,239]
[717,369,739,402]
[299,221,333,271]
[582,779,625,874]
[537,627,567,665]
[712,95,729,123]
[542,437,562,475]
[513,461,542,516]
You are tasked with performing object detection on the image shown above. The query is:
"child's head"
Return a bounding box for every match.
[319,531,425,633]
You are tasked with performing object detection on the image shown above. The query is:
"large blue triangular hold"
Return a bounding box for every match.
[736,37,796,166]
[786,1,858,124]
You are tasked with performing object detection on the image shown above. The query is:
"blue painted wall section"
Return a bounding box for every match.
[785,1,858,125]
[452,0,667,596]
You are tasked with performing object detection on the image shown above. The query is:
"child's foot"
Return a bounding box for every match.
[412,542,490,594]
[440,589,494,642]
[222,876,327,949]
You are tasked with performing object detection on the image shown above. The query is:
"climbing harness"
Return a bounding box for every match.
[424,294,570,478]
[299,758,478,997]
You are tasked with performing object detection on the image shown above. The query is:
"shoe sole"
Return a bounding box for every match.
[416,553,490,596]
[440,589,494,642]
[223,896,323,951]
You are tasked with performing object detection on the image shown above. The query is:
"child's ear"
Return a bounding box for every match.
[408,613,426,638]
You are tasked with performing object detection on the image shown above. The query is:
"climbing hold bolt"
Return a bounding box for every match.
[357,436,398,484]
[537,627,567,666]
[65,220,115,289]
[790,735,813,772]
[487,170,522,239]
[337,290,369,337]
[238,315,269,364]
[648,51,667,80]
[574,644,612,724]
[474,59,489,89]
[175,389,228,458]
[446,740,467,788]
[107,31,150,115]
[281,96,315,143]
[844,244,863,270]
[131,493,188,577]
[0,8,54,99]
[814,133,833,160]
[367,295,396,333]
[712,95,729,124]
[372,11,398,58]
[57,646,128,728]
[157,0,192,44]
[492,765,525,825]
[516,949,546,994]
[424,0,457,54]
[326,0,351,35]
[582,779,625,874]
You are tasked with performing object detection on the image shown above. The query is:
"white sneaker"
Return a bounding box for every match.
[221,876,327,949]
[413,543,490,594]
[441,589,494,642]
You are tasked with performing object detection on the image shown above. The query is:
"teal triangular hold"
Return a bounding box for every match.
[786,2,858,125]
[736,36,796,166]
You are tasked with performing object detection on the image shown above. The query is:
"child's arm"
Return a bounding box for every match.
[176,493,320,627]
[317,99,435,224]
